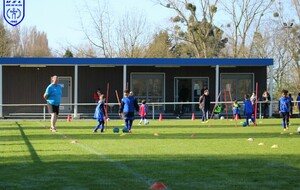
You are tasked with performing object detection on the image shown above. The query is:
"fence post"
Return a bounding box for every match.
[152,103,155,120]
[43,105,46,121]
[259,102,262,119]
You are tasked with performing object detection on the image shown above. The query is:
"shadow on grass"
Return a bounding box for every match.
[16,122,41,163]
[0,154,299,190]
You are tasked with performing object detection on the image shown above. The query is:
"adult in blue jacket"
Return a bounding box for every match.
[278,90,290,131]
[119,89,139,132]
[43,75,62,132]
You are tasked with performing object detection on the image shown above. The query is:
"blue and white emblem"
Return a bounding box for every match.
[3,0,25,26]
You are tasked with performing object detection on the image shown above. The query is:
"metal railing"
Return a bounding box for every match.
[0,101,299,120]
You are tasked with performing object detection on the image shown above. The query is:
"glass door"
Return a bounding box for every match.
[59,76,72,112]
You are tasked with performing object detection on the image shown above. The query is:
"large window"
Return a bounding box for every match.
[131,73,164,104]
[174,77,209,112]
[220,73,254,101]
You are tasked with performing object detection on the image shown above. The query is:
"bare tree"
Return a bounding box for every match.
[74,43,97,58]
[116,11,150,58]
[221,0,274,57]
[0,18,11,57]
[10,26,51,57]
[272,0,300,92]
[292,0,300,20]
[79,0,115,58]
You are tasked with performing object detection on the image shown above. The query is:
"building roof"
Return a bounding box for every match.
[0,57,273,66]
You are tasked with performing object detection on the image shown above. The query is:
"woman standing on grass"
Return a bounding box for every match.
[262,91,270,119]
[199,89,210,123]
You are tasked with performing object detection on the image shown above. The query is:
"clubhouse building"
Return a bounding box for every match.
[0,57,273,118]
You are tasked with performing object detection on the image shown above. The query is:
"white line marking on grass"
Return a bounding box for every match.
[35,121,170,189]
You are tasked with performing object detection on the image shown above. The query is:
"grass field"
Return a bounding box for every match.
[1,118,300,190]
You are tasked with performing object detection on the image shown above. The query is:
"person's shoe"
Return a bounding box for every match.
[51,128,57,132]
[286,126,289,130]
[205,120,209,123]
[138,123,141,125]
[283,128,287,131]
[93,130,97,133]
[128,130,132,133]
[201,121,205,123]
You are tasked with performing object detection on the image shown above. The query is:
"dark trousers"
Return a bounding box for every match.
[201,109,209,121]
[281,112,289,128]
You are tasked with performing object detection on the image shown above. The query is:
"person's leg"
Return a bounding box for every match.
[125,119,129,130]
[201,109,205,122]
[282,112,287,130]
[94,121,100,132]
[47,103,55,131]
[128,120,133,131]
[51,105,59,132]
[139,117,144,125]
[144,116,148,124]
[50,113,56,130]
[246,114,251,126]
[250,114,256,126]
[53,113,58,128]
[100,121,105,132]
[286,113,290,129]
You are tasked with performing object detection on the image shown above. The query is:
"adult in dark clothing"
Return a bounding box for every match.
[262,91,270,118]
[199,89,210,123]
[200,85,208,96]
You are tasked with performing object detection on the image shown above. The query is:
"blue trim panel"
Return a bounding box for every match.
[0,57,273,66]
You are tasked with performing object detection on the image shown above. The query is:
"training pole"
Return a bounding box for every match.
[115,90,121,105]
[209,91,222,120]
[254,82,258,127]
[115,90,124,120]
[227,84,237,127]
[105,83,110,130]
[224,89,228,120]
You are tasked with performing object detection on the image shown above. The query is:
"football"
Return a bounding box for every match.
[122,127,129,133]
[297,127,300,133]
[220,116,224,120]
[242,122,247,127]
[113,127,119,133]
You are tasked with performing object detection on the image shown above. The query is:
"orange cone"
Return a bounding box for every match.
[191,113,195,120]
[159,113,162,121]
[67,115,71,122]
[150,182,167,189]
